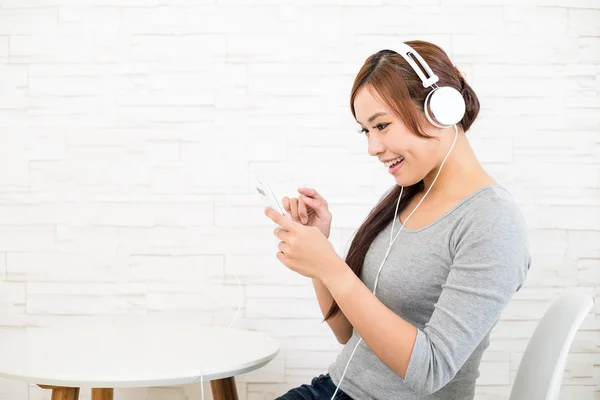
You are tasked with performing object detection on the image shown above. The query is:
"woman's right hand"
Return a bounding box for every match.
[282,188,333,239]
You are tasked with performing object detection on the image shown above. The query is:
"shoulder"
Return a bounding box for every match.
[451,185,532,289]
[456,185,528,234]
[452,185,531,261]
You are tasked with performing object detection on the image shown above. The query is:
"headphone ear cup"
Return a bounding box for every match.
[424,86,466,128]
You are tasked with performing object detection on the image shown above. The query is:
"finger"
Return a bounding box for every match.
[282,196,291,214]
[300,196,322,216]
[265,207,295,231]
[274,227,290,241]
[277,241,290,253]
[276,250,286,263]
[298,187,328,207]
[298,195,308,224]
[297,187,320,199]
[302,196,316,208]
[290,198,299,222]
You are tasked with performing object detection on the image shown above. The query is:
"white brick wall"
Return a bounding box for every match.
[0,1,598,399]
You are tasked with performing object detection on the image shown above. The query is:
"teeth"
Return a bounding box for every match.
[384,156,404,168]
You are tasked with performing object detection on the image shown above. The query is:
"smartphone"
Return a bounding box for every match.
[253,177,289,218]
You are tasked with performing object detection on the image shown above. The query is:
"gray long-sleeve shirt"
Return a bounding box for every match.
[328,184,531,399]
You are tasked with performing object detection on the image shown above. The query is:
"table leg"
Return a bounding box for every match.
[38,385,80,400]
[92,388,114,400]
[210,377,239,400]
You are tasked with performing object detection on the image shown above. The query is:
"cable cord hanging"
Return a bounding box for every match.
[330,124,458,400]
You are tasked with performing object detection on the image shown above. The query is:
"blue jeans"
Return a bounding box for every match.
[275,373,354,400]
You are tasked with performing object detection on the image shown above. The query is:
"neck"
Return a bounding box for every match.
[421,132,487,198]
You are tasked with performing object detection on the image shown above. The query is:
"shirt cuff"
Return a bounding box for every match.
[403,328,428,391]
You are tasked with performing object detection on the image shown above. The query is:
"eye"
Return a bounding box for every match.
[357,123,389,136]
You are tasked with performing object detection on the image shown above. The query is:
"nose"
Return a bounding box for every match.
[367,133,385,158]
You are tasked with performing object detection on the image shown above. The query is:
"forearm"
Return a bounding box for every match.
[312,278,353,344]
[322,259,417,379]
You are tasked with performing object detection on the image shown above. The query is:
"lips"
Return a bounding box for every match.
[389,158,403,174]
[383,156,404,168]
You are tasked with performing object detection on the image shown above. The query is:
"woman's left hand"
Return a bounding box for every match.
[264,207,342,281]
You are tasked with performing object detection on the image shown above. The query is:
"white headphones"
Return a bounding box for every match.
[394,42,466,129]
[330,43,464,400]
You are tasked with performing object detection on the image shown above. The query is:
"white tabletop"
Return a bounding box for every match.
[0,323,279,388]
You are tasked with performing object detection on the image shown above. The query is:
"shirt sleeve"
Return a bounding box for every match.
[402,195,531,396]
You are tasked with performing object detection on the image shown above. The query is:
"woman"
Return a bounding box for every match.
[264,40,531,400]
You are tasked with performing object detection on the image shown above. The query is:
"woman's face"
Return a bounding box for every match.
[354,85,444,187]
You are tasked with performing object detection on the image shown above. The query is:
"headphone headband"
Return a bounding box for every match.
[394,43,439,88]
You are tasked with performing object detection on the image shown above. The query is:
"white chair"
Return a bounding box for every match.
[509,291,594,400]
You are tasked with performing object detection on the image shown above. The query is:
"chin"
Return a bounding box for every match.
[393,174,423,188]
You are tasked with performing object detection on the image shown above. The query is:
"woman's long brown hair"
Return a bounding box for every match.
[323,40,481,322]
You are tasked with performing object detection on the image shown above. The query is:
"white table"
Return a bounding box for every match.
[0,323,279,400]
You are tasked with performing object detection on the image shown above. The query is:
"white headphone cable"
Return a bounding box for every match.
[330,124,458,400]
[196,270,242,400]
[193,184,244,400]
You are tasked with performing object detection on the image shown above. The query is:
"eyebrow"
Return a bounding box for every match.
[357,112,388,125]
